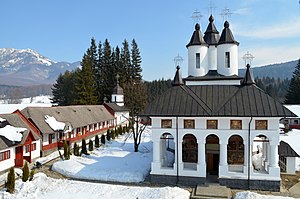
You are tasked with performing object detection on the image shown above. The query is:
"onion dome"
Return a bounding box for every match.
[186,23,207,48]
[203,15,220,45]
[218,21,239,45]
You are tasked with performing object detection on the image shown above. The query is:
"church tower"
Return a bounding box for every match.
[186,23,208,77]
[111,76,124,106]
[217,21,239,76]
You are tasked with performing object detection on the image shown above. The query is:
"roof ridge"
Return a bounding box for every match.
[181,85,212,115]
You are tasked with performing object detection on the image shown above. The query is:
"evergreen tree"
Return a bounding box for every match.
[285,59,300,104]
[6,167,15,193]
[120,40,131,86]
[111,129,115,140]
[88,139,93,151]
[63,140,70,160]
[95,41,103,103]
[29,170,35,181]
[73,142,79,156]
[95,135,100,148]
[51,70,76,106]
[81,139,88,155]
[74,50,98,105]
[101,134,106,144]
[22,162,30,182]
[131,39,142,82]
[106,129,111,141]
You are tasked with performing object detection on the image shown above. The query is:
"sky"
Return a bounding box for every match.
[0,0,300,81]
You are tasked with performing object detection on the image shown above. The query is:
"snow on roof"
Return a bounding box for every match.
[0,125,27,142]
[280,129,300,156]
[284,105,300,117]
[0,117,6,122]
[44,115,65,131]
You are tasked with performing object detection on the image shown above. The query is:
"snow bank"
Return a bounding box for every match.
[44,115,65,131]
[0,173,190,199]
[284,105,300,117]
[52,131,153,183]
[0,125,27,142]
[234,191,293,199]
[34,150,63,165]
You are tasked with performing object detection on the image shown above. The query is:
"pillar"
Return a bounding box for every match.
[269,143,279,168]
[197,141,206,177]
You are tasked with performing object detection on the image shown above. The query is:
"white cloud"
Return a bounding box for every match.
[239,44,300,68]
[234,8,251,16]
[236,17,300,39]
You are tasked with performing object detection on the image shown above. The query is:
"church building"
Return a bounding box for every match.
[143,15,296,191]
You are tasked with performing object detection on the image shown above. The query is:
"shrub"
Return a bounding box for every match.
[106,130,111,141]
[22,161,30,182]
[101,134,106,145]
[63,140,70,160]
[95,135,100,148]
[81,139,88,155]
[74,143,80,156]
[6,167,15,193]
[29,170,35,181]
[111,130,115,140]
[88,140,93,151]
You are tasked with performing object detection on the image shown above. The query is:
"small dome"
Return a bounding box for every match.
[195,23,200,31]
[224,21,229,28]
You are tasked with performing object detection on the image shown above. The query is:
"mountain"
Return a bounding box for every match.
[239,60,298,79]
[0,48,80,86]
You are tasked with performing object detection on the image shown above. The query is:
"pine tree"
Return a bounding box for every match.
[285,59,300,104]
[73,143,79,156]
[6,167,15,193]
[74,49,98,105]
[51,70,76,106]
[131,39,142,82]
[88,140,93,151]
[29,170,35,181]
[81,139,88,155]
[120,40,131,87]
[106,129,111,141]
[101,134,106,144]
[95,135,100,148]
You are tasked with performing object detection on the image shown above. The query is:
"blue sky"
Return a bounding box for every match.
[0,0,300,81]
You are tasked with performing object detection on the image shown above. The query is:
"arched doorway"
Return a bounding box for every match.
[160,133,175,168]
[206,134,219,176]
[253,134,269,172]
[182,134,198,170]
[228,135,244,172]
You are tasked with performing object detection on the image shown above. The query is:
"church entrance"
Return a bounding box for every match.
[205,134,220,180]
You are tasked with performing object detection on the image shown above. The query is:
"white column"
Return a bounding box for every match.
[197,141,206,177]
[243,141,252,175]
[269,144,279,168]
[178,140,183,172]
[153,140,160,163]
[220,143,227,166]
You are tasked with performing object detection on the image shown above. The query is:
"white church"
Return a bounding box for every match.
[143,15,296,191]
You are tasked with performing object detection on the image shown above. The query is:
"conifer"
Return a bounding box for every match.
[95,135,100,148]
[285,59,300,104]
[81,139,88,155]
[88,140,93,151]
[106,129,111,141]
[63,140,70,160]
[22,161,30,182]
[6,167,15,193]
[101,134,106,144]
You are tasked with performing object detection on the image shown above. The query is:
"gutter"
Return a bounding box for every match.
[248,116,253,189]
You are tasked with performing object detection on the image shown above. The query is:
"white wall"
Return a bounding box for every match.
[188,46,208,77]
[0,147,15,172]
[217,44,238,76]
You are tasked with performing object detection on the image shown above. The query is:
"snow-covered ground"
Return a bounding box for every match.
[234,191,293,199]
[52,131,153,183]
[0,173,190,199]
[0,95,52,114]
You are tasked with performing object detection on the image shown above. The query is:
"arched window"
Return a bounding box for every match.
[160,133,175,167]
[182,134,198,163]
[227,135,244,165]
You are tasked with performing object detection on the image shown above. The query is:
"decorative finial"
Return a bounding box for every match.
[195,23,200,31]
[173,54,184,67]
[220,7,232,21]
[208,0,216,15]
[242,51,255,66]
[209,15,214,22]
[224,21,229,28]
[191,9,203,23]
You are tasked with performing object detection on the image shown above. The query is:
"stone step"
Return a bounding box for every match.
[190,184,231,199]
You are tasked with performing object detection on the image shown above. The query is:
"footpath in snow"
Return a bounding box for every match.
[52,131,153,183]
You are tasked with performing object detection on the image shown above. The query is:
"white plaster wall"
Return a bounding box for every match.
[207,46,217,71]
[217,44,238,76]
[23,140,41,159]
[286,157,296,174]
[188,46,208,77]
[115,111,129,126]
[151,116,281,181]
[0,147,15,172]
[185,79,241,86]
[111,94,124,106]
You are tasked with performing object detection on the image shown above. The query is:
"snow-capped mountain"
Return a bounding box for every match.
[0,48,80,86]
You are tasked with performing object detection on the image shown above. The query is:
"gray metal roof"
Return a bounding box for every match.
[0,113,41,150]
[278,141,300,157]
[113,84,124,95]
[104,103,130,112]
[203,15,220,45]
[21,105,114,134]
[142,84,297,117]
[218,21,239,45]
[184,70,243,81]
[186,23,207,48]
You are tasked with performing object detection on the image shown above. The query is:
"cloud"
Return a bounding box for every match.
[234,8,251,16]
[239,44,300,68]
[236,17,300,39]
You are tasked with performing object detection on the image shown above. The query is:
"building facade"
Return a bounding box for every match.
[143,16,296,191]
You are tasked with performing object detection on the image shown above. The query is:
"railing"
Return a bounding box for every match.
[279,159,286,172]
